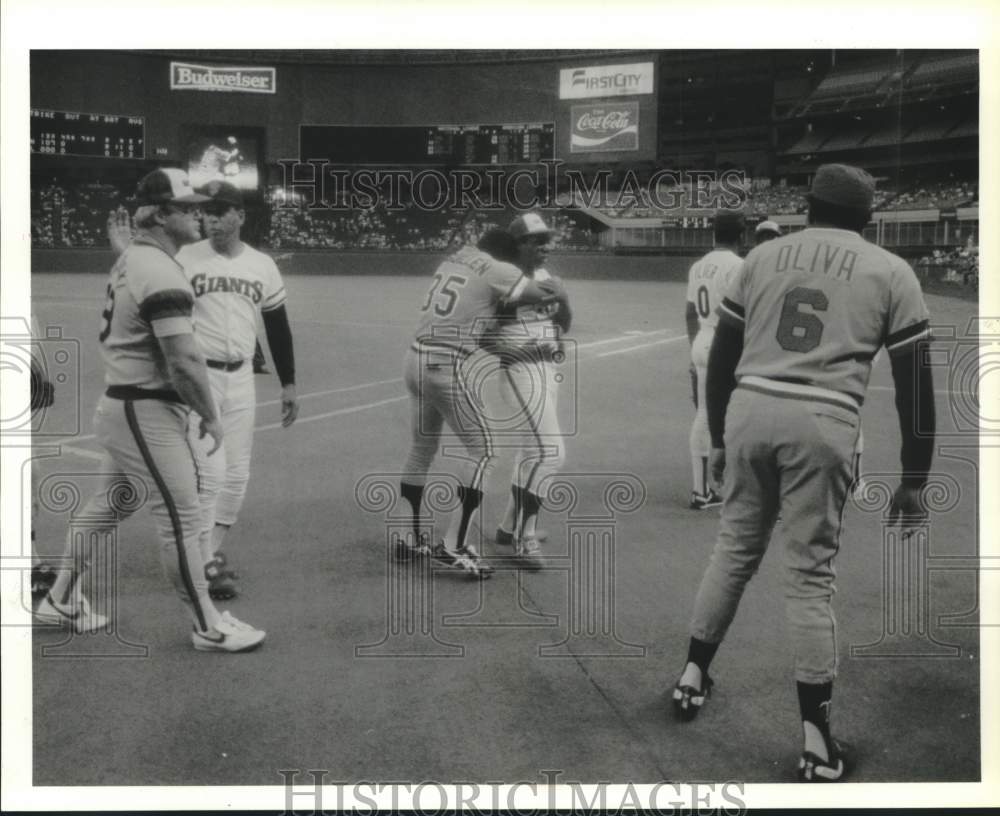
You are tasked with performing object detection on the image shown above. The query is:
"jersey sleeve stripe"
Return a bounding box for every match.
[138,289,194,324]
[885,319,930,352]
[261,287,288,312]
[506,275,528,303]
[718,297,745,324]
[150,316,194,338]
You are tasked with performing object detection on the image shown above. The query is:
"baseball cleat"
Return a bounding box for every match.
[514,535,546,571]
[689,490,723,511]
[192,611,265,653]
[430,542,494,579]
[852,478,868,503]
[671,673,713,722]
[393,533,432,562]
[205,553,238,600]
[34,593,108,633]
[798,738,854,782]
[494,527,516,548]
[31,564,57,597]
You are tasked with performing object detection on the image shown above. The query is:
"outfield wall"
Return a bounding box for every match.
[30,249,693,282]
[29,248,976,299]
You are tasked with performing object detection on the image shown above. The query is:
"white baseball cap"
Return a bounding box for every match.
[755,220,781,236]
[509,212,553,240]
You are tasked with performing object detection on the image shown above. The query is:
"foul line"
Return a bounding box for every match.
[593,335,687,358]
[255,395,408,431]
[56,329,683,460]
[59,377,404,444]
[575,329,672,351]
[257,377,403,408]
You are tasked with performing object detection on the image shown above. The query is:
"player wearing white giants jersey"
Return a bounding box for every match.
[397,230,567,577]
[684,210,745,510]
[670,165,935,781]
[492,213,572,570]
[37,169,265,652]
[179,181,297,600]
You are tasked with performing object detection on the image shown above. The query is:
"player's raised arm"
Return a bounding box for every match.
[107,207,134,257]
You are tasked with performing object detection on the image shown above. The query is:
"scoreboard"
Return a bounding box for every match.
[31,109,145,159]
[300,123,554,166]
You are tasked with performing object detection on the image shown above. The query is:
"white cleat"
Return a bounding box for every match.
[191,611,266,653]
[34,593,108,633]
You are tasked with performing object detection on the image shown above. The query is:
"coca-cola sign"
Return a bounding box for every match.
[570,102,639,153]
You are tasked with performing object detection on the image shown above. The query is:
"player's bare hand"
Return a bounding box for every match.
[107,207,133,256]
[280,384,299,428]
[709,447,726,491]
[888,483,927,534]
[199,417,224,456]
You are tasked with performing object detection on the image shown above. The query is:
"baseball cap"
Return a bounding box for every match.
[755,220,781,236]
[713,209,746,229]
[202,180,244,209]
[136,168,210,205]
[477,229,520,263]
[809,164,875,212]
[509,213,553,240]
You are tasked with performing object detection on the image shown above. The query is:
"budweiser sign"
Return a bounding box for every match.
[170,62,276,94]
[570,102,639,153]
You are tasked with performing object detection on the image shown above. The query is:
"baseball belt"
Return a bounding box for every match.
[106,385,185,404]
[206,359,245,372]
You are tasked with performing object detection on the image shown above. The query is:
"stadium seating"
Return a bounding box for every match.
[885,181,977,210]
[29,176,977,250]
[907,53,978,87]
[916,242,978,289]
[32,180,128,248]
[812,66,890,99]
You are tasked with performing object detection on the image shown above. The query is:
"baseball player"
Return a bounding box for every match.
[397,229,567,578]
[754,220,781,245]
[751,220,872,502]
[109,181,298,600]
[492,213,571,569]
[684,210,745,510]
[670,164,935,781]
[35,168,265,652]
